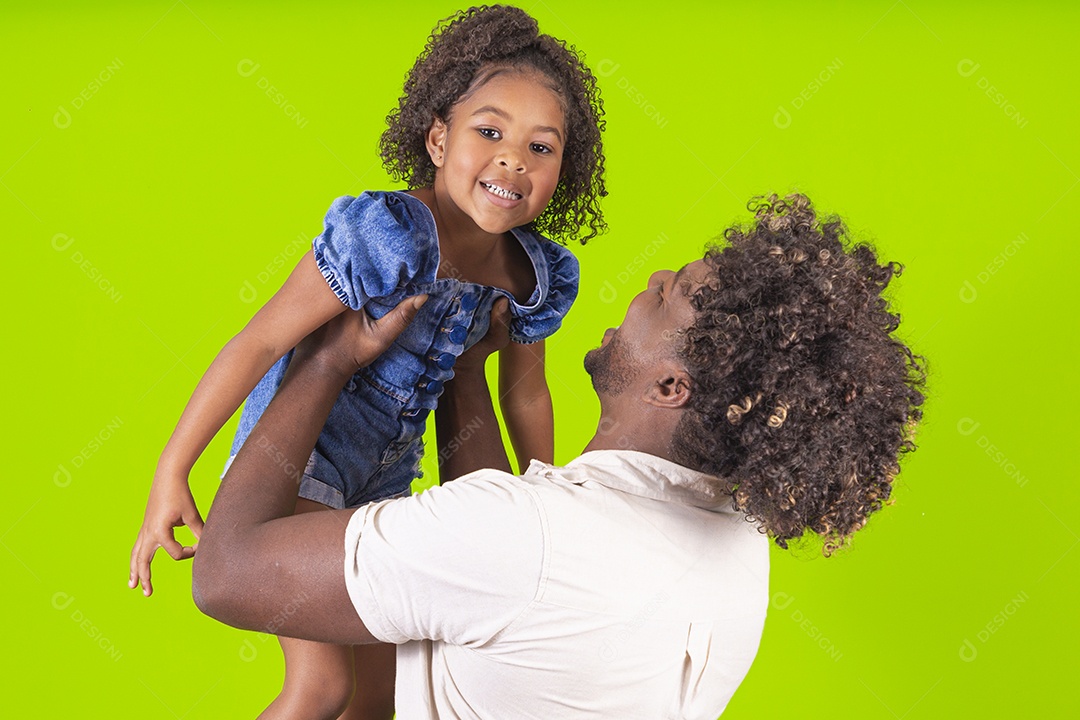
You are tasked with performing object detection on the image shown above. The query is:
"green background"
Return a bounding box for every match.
[4,1,1077,716]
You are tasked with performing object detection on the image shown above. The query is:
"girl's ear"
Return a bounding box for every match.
[426,117,447,168]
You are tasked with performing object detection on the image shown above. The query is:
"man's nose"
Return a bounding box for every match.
[647,269,673,288]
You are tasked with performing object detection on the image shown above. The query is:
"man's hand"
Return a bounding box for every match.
[294,294,429,379]
[455,298,511,374]
[436,298,513,483]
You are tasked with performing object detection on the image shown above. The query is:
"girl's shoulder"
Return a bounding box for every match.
[505,229,581,345]
[312,191,441,309]
[514,227,580,292]
[324,190,437,247]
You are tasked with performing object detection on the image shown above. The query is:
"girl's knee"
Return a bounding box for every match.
[278,673,355,720]
[343,644,396,720]
[277,645,356,720]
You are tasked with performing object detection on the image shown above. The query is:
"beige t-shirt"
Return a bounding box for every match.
[343,450,770,719]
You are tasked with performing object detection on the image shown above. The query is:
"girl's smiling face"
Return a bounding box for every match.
[427,70,566,236]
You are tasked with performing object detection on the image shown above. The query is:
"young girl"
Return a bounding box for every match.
[129,6,606,719]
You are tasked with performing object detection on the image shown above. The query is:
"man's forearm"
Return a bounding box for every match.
[192,300,422,644]
[192,348,370,642]
[206,351,348,532]
[436,366,512,483]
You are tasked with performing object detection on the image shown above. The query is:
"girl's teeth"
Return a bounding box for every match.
[483,183,521,200]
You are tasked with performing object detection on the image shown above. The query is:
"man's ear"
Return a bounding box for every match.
[426,117,447,168]
[644,361,692,410]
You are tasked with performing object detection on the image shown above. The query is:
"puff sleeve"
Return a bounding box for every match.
[509,239,581,344]
[311,192,439,310]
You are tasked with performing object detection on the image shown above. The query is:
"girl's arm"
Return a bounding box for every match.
[129,252,345,596]
[498,339,553,473]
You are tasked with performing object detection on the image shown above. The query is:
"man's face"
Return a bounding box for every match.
[584,259,709,397]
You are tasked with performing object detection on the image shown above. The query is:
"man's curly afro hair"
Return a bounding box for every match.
[672,194,926,555]
[379,5,607,244]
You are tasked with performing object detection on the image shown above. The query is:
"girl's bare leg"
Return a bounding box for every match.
[341,642,397,720]
[258,638,356,720]
[257,498,358,720]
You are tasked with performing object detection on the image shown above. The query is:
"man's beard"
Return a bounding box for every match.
[583,331,636,396]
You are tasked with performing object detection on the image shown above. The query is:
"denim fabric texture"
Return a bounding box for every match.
[228,191,580,508]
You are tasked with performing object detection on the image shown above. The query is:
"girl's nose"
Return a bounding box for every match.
[496,148,526,173]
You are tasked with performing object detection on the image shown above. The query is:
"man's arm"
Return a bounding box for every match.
[191,297,425,645]
[436,298,513,483]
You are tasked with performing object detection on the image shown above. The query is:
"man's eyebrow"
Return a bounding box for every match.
[672,265,689,295]
[469,106,564,142]
[659,265,686,302]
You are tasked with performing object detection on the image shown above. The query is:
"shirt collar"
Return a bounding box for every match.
[525,450,736,512]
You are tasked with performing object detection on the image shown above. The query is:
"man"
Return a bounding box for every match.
[193,194,925,718]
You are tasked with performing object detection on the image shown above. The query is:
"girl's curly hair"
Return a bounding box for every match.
[672,194,926,555]
[379,5,607,243]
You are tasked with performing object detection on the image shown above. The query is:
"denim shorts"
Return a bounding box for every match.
[308,361,430,506]
[226,351,428,509]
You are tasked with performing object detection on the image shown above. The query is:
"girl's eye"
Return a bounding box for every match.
[478,127,500,139]
[530,143,553,155]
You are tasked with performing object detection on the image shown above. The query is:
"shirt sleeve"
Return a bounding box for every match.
[343,471,546,646]
[311,192,439,310]
[509,239,581,344]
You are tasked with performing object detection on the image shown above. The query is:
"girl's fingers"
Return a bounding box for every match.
[184,510,206,540]
[136,544,156,597]
[128,536,142,588]
[161,534,186,561]
[130,517,202,594]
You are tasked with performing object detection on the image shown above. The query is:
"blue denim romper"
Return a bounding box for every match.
[226,191,580,508]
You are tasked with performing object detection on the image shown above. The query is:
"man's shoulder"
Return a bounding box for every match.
[400,469,545,528]
[351,468,548,581]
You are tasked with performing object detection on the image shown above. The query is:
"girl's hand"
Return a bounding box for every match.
[129,472,205,596]
[129,295,424,596]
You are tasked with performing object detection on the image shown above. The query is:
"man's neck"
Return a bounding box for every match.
[582,408,679,462]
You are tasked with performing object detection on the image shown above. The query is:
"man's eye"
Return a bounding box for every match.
[478,128,500,139]
[530,143,553,154]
